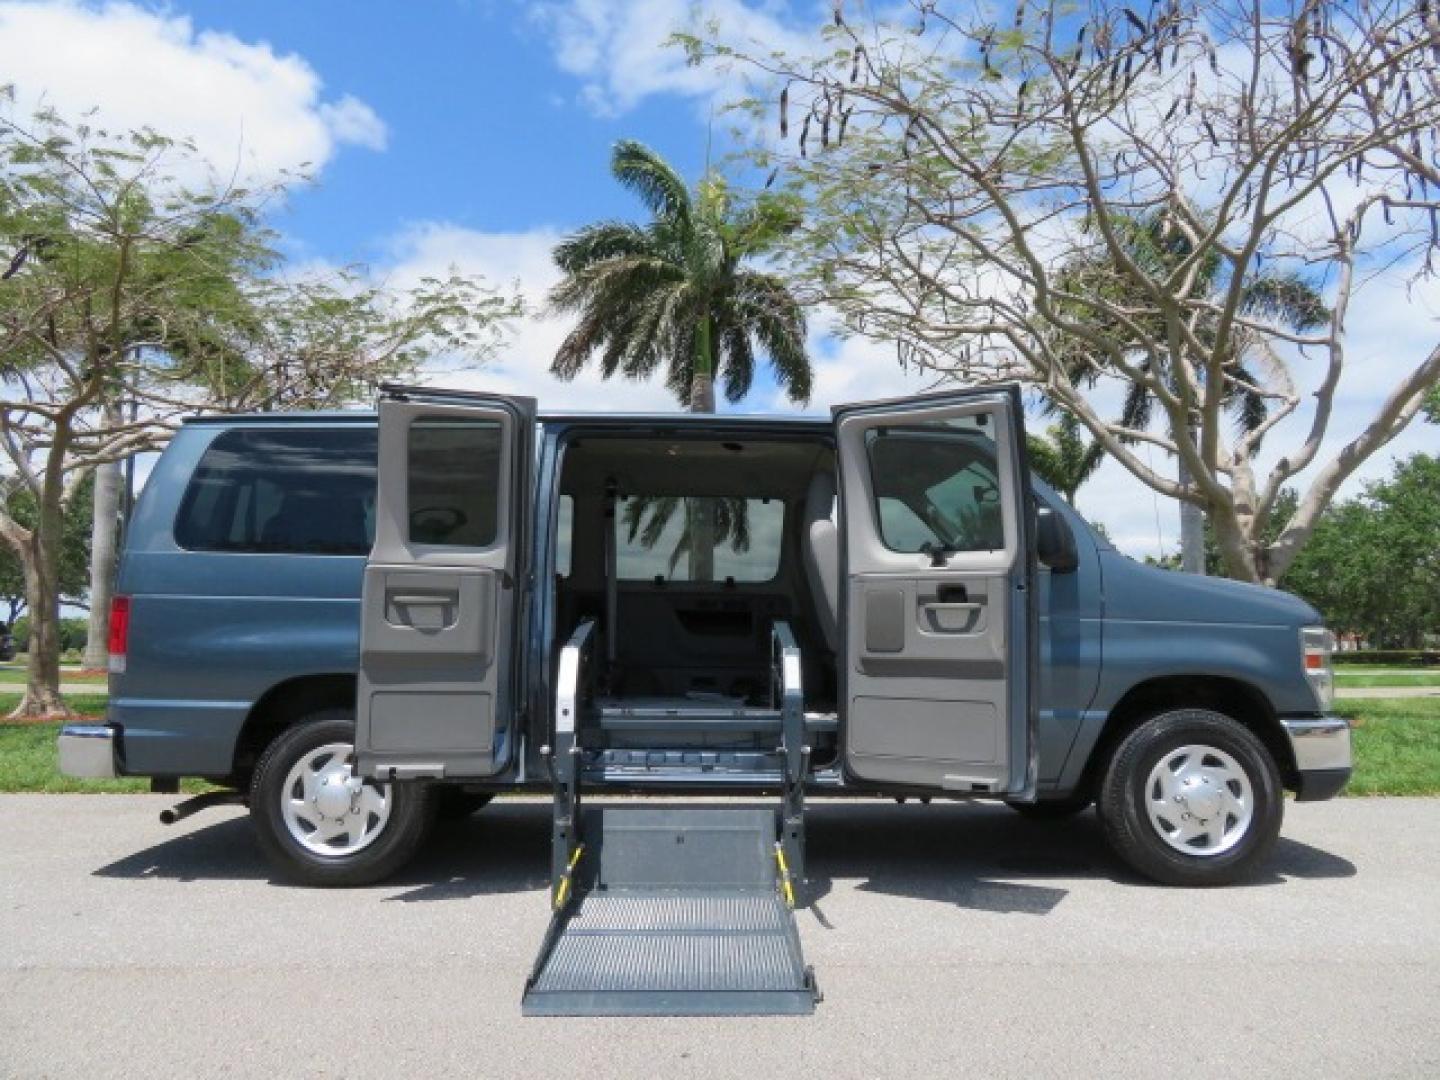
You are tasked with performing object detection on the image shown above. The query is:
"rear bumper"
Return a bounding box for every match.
[1281,715,1351,801]
[58,723,120,779]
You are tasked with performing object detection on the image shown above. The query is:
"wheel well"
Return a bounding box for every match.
[1078,674,1296,796]
[231,674,357,784]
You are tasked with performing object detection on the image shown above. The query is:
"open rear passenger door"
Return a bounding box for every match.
[356,386,535,780]
[833,387,1037,798]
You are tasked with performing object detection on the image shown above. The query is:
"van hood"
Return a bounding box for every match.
[1098,550,1322,627]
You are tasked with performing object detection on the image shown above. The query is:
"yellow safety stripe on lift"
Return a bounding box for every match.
[553,843,585,910]
[774,843,796,909]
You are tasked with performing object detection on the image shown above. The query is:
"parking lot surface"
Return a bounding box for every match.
[2,794,1437,1079]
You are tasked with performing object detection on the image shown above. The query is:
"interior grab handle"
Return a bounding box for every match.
[921,601,982,613]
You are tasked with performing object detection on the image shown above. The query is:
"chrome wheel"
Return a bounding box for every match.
[280,742,391,857]
[1144,743,1254,857]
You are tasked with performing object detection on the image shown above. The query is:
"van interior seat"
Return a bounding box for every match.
[802,470,840,653]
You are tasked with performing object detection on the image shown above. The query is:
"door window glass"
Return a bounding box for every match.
[555,495,574,577]
[175,427,376,554]
[616,496,784,582]
[407,418,502,547]
[866,422,1007,553]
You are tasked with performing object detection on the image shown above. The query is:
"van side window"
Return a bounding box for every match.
[406,418,502,548]
[866,424,1007,553]
[174,428,377,555]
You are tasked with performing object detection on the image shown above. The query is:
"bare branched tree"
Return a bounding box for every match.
[694,0,1440,583]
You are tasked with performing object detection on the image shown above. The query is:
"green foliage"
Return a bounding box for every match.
[12,616,88,653]
[1282,456,1440,647]
[0,474,92,621]
[549,140,811,411]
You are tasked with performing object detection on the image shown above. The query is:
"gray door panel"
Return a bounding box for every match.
[355,390,535,780]
[835,390,1035,796]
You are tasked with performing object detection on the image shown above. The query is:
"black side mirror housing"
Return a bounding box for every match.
[1036,506,1079,573]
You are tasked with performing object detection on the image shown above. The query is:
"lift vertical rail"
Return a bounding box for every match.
[772,621,807,903]
[549,619,594,908]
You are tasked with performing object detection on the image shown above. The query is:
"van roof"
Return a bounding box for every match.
[181,410,833,430]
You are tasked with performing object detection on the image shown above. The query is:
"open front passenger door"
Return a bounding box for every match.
[834,387,1037,798]
[356,386,535,780]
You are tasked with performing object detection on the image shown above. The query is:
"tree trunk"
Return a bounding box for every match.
[82,454,122,671]
[688,371,716,413]
[13,511,70,720]
[1177,453,1206,575]
[686,316,717,580]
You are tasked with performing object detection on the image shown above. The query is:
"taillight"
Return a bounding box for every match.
[108,596,131,674]
[1300,626,1334,709]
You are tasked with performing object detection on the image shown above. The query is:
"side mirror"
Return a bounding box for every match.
[1036,506,1078,573]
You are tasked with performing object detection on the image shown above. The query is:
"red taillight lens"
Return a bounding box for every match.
[108,596,131,673]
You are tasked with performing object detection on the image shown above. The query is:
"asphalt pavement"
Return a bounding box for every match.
[1,794,1437,1079]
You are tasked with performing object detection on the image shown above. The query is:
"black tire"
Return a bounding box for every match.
[434,788,495,820]
[249,710,435,887]
[1007,796,1092,821]
[1097,708,1283,887]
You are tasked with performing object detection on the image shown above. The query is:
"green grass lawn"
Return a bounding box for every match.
[0,692,214,793]
[1336,698,1440,796]
[2,696,1436,797]
[0,667,109,685]
[1334,668,1440,689]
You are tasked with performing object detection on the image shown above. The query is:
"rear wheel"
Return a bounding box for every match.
[1097,708,1282,886]
[250,710,435,887]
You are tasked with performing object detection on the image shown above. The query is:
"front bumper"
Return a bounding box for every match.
[1281,715,1351,801]
[58,723,120,779]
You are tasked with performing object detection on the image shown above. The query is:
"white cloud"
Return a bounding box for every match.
[533,0,810,116]
[380,222,682,411]
[0,1,386,183]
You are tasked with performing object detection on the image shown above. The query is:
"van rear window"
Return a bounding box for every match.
[174,428,377,555]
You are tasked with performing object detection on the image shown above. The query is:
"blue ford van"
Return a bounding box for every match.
[60,385,1350,897]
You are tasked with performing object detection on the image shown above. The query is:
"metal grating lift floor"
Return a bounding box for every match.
[522,807,817,1016]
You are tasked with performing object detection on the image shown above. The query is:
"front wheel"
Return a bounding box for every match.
[250,710,435,887]
[1097,708,1283,887]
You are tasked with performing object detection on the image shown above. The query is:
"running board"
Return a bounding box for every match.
[522,805,818,1017]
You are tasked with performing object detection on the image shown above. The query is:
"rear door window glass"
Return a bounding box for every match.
[866,423,1007,553]
[175,427,377,555]
[406,418,502,548]
[616,496,784,582]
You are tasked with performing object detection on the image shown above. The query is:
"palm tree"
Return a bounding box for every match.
[549,140,811,414]
[1027,414,1105,506]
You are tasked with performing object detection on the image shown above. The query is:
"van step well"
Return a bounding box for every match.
[523,620,817,1017]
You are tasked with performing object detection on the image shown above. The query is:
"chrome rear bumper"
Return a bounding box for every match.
[58,724,119,779]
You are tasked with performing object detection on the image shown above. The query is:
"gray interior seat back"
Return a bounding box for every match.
[802,471,840,652]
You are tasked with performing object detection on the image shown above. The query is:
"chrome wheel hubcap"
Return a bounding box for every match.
[1144,744,1253,857]
[281,742,391,856]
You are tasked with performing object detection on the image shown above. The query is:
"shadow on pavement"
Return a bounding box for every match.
[92,798,1356,910]
[93,815,269,884]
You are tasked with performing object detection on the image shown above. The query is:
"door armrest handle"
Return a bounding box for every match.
[921,601,982,612]
[389,593,456,606]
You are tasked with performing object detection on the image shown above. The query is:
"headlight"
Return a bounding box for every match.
[1300,626,1334,710]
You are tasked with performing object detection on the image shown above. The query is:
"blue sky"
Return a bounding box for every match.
[172,2,720,266]
[2,0,1435,559]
